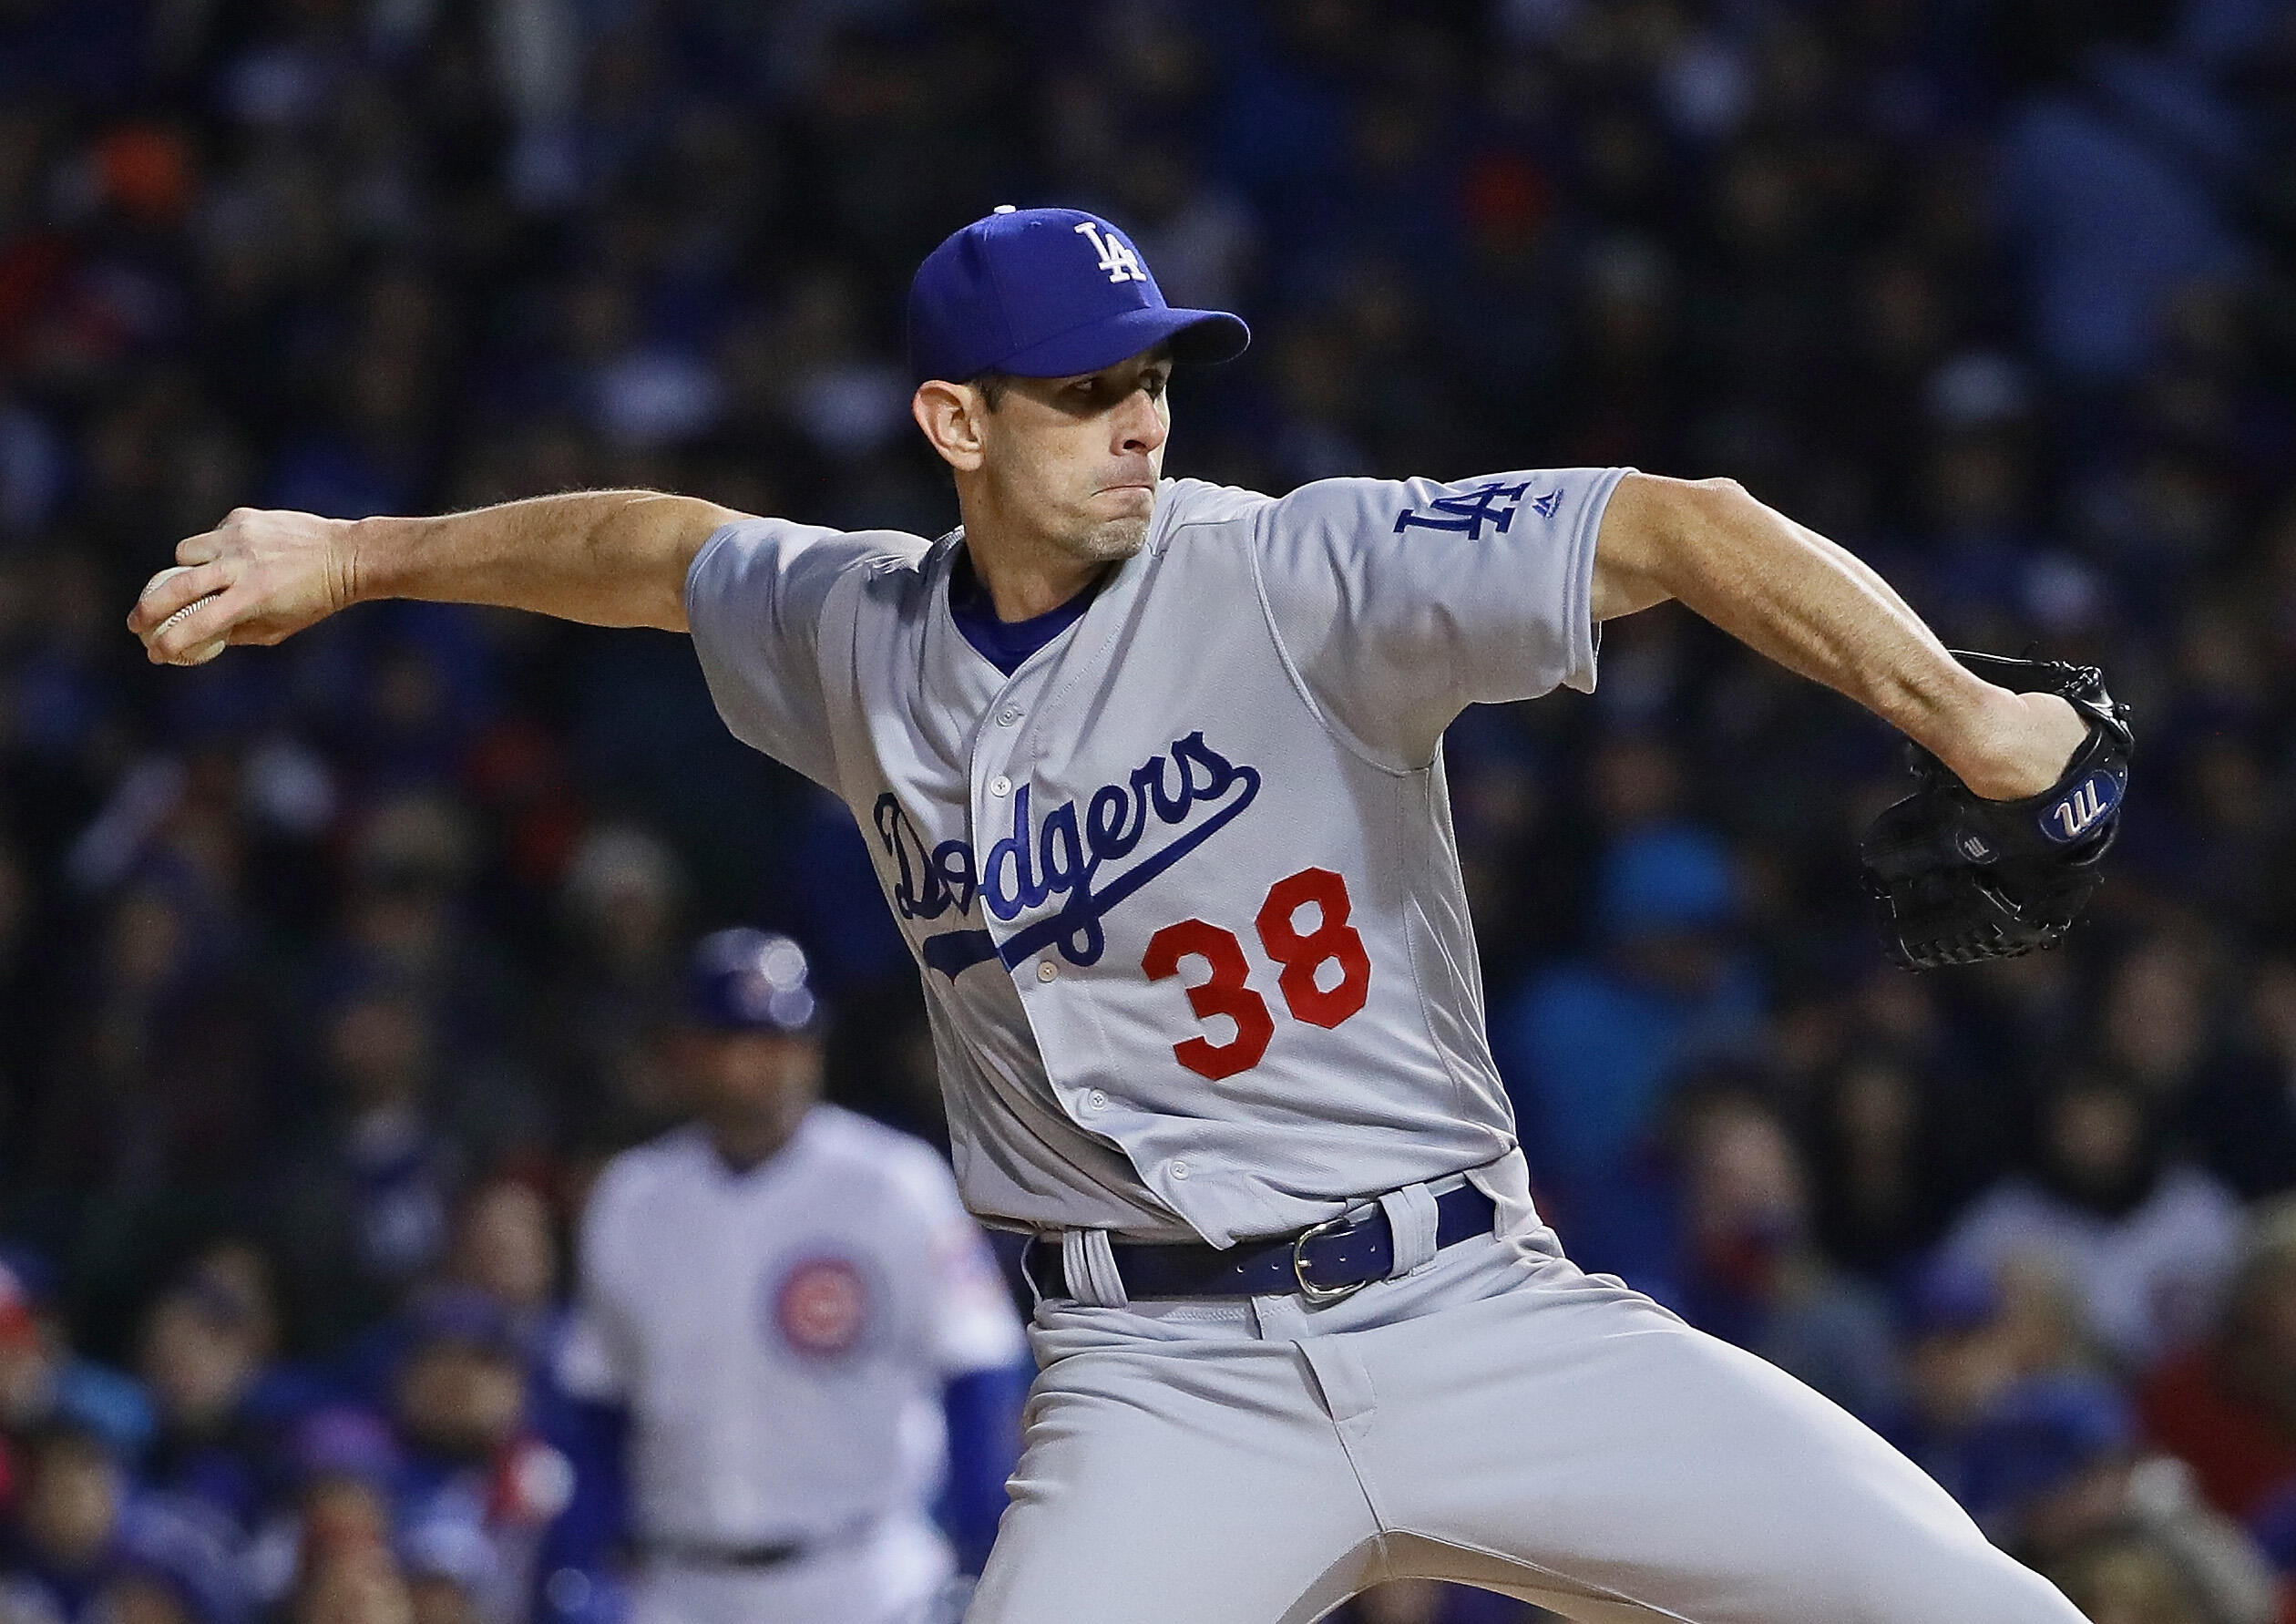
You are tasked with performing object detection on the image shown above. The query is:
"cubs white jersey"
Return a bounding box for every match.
[687,468,1627,1245]
[559,1106,1026,1544]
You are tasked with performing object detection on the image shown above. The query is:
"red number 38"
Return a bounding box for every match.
[1140,867,1372,1080]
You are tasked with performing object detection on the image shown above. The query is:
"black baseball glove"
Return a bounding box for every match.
[1860,652,2132,971]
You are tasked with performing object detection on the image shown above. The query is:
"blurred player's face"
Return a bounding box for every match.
[916,348,1174,567]
[677,1029,823,1138]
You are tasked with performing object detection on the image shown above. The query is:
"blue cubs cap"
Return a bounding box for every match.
[684,928,819,1034]
[907,206,1250,385]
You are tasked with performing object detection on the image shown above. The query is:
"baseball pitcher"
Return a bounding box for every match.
[132,206,2126,1623]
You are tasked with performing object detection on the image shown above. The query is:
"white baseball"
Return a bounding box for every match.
[147,566,229,666]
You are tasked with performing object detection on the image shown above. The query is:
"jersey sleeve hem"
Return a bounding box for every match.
[1559,466,1634,696]
[681,519,745,631]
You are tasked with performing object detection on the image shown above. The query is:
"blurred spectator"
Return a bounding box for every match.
[1497,820,1766,1248]
[440,1184,560,1352]
[34,878,264,1239]
[291,1547,414,1624]
[335,1177,566,1420]
[389,1293,567,1624]
[0,1260,150,1462]
[1804,1046,1995,1281]
[99,1497,248,1624]
[1994,8,2250,385]
[1958,1372,2274,1624]
[323,798,520,1077]
[2143,1199,2296,1524]
[272,984,468,1348]
[1645,1083,1906,1426]
[545,826,685,1159]
[2100,934,2215,1111]
[238,1408,403,1619]
[2045,1528,2217,1624]
[1892,1256,2045,1503]
[1936,1063,2244,1371]
[2182,961,2296,1202]
[136,1245,319,1535]
[0,1424,128,1624]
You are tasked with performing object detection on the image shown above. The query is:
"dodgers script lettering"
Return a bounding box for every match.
[873,731,1262,978]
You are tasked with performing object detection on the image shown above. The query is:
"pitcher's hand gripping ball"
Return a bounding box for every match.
[1861,651,2132,971]
[144,566,228,665]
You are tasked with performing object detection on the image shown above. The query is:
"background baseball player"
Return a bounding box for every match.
[554,928,1027,1624]
[130,205,2117,1623]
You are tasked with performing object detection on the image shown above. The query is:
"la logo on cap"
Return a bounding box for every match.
[905,204,1248,383]
[1074,221,1147,285]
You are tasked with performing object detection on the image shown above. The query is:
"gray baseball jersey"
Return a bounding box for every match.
[686,467,1623,1244]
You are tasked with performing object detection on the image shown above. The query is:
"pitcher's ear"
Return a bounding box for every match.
[912,380,988,473]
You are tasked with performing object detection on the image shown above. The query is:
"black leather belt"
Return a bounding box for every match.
[643,1537,806,1570]
[1027,1182,1497,1303]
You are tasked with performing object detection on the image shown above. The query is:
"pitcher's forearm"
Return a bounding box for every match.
[1594,474,2085,798]
[350,490,738,630]
[1694,502,1988,745]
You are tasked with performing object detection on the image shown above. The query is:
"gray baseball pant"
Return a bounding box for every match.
[968,1171,2083,1624]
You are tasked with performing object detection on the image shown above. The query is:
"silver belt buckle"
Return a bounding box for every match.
[1290,1213,1371,1303]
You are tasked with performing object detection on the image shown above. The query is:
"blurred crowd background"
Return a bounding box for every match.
[1,0,2294,1621]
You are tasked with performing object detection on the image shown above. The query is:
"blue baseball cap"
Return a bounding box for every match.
[1961,1372,2134,1526]
[403,1287,523,1361]
[907,206,1250,385]
[1903,1254,2002,1339]
[1595,824,1738,942]
[684,928,819,1034]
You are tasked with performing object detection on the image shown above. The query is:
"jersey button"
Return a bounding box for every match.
[989,775,1012,797]
[1086,1089,1108,1110]
[1169,1160,1190,1180]
[1036,961,1059,982]
[998,708,1021,726]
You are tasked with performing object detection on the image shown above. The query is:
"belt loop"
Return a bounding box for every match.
[1061,1229,1130,1308]
[1377,1184,1441,1279]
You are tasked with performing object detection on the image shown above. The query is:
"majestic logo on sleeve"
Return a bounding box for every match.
[874,731,1261,979]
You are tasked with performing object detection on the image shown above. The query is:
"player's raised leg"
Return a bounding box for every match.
[969,1312,1385,1624]
[1346,1247,2084,1624]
